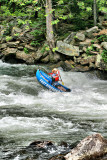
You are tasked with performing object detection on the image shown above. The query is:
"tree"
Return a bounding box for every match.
[46,0,55,52]
[93,0,97,26]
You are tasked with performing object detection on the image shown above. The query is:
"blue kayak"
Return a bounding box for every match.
[36,69,71,92]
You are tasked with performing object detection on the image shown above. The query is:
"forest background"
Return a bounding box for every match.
[0,0,107,67]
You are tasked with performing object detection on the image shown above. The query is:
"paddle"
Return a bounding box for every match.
[60,75,64,85]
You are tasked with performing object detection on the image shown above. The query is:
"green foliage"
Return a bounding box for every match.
[30,19,46,46]
[101,50,107,63]
[86,45,94,55]
[24,47,29,54]
[1,0,107,49]
[98,35,107,43]
[52,47,58,52]
[41,44,50,54]
[30,40,41,46]
[6,36,12,42]
[17,19,32,27]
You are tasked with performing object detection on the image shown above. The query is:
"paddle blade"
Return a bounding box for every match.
[62,81,64,85]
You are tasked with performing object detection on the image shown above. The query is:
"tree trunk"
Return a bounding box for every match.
[93,0,97,26]
[46,0,55,52]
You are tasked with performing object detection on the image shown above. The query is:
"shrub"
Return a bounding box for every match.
[24,47,29,54]
[98,34,107,43]
[6,36,12,41]
[101,50,107,63]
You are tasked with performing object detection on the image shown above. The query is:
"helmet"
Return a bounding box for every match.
[52,68,58,73]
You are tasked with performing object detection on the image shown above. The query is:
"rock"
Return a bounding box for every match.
[56,41,80,57]
[16,51,34,64]
[89,51,99,55]
[95,54,102,68]
[93,44,101,50]
[33,49,43,62]
[49,154,65,160]
[7,41,20,48]
[64,133,107,160]
[49,52,61,63]
[79,39,92,48]
[86,26,99,38]
[101,42,107,50]
[17,46,23,50]
[0,43,7,49]
[62,60,75,71]
[89,62,96,69]
[41,55,50,63]
[76,54,96,65]
[75,33,85,42]
[29,140,54,148]
[12,27,22,35]
[64,32,76,44]
[2,47,17,56]
[102,21,107,27]
[74,65,90,72]
[25,44,37,52]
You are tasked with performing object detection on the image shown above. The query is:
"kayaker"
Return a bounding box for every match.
[49,68,66,91]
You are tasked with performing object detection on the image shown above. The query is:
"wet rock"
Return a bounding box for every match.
[64,133,107,160]
[29,140,55,152]
[56,41,79,57]
[49,154,65,160]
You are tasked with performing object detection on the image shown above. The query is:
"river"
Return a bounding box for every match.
[0,60,107,160]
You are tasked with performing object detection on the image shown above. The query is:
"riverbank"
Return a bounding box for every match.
[0,16,107,73]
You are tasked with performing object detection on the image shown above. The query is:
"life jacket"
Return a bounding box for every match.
[49,70,60,82]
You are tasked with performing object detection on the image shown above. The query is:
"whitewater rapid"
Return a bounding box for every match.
[0,60,107,159]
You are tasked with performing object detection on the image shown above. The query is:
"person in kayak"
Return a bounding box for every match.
[49,68,66,91]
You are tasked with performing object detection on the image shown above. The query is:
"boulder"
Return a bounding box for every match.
[49,52,61,63]
[16,51,34,64]
[64,32,76,44]
[41,54,50,63]
[101,42,107,50]
[0,43,7,49]
[79,39,92,48]
[86,26,99,38]
[76,54,96,65]
[93,44,101,50]
[56,41,79,57]
[64,133,107,160]
[75,33,85,42]
[2,47,17,56]
[32,50,43,62]
[7,41,20,48]
[25,44,37,52]
[62,60,75,71]
[95,54,102,68]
